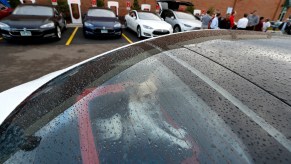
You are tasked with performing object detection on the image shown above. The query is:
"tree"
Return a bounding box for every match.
[207,6,215,15]
[56,0,71,22]
[131,0,140,10]
[186,5,195,14]
[97,0,104,7]
[9,0,21,8]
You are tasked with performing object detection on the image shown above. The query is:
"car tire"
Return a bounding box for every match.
[174,25,181,33]
[83,30,89,39]
[137,26,142,38]
[63,20,67,31]
[55,25,62,41]
[116,33,122,39]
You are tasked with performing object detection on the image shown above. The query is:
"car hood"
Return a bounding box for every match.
[1,15,52,29]
[141,20,172,29]
[84,16,119,27]
[179,19,201,27]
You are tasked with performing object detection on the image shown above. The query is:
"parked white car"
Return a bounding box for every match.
[158,0,202,32]
[125,10,173,38]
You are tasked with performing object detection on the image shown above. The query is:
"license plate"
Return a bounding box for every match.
[20,31,32,36]
[101,29,108,33]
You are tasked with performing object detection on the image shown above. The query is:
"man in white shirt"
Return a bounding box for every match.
[262,19,271,32]
[237,13,249,30]
[210,13,221,29]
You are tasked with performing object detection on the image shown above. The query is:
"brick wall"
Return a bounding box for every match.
[33,0,291,22]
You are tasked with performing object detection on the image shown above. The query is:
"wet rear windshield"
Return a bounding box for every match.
[0,30,290,163]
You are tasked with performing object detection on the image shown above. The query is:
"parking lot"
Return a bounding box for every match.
[0,27,142,92]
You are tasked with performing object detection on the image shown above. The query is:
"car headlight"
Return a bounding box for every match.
[183,24,192,28]
[84,22,94,27]
[0,22,10,29]
[114,23,121,28]
[143,25,153,29]
[40,22,55,28]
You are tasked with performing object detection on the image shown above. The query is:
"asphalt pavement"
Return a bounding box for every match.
[0,27,142,92]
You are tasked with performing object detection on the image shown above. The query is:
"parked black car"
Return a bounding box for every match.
[0,4,66,41]
[83,7,122,38]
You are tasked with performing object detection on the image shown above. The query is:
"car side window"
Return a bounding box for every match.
[161,11,166,19]
[130,11,135,17]
[168,11,174,18]
[54,8,59,16]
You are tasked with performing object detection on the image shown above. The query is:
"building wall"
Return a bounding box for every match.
[33,0,291,22]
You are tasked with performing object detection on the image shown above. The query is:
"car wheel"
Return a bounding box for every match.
[174,25,181,33]
[83,29,89,39]
[116,32,122,39]
[137,26,142,38]
[63,20,67,31]
[55,25,62,40]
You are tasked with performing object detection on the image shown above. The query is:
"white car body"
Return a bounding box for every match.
[161,10,202,32]
[125,10,173,38]
[157,0,202,32]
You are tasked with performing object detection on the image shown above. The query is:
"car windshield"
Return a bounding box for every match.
[175,11,196,20]
[13,6,53,16]
[87,9,115,17]
[138,12,161,21]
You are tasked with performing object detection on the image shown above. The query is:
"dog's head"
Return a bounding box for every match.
[129,75,158,103]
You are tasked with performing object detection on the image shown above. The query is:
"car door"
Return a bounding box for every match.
[164,10,176,27]
[54,8,65,29]
[0,3,11,19]
[157,0,193,10]
[127,11,137,31]
[131,11,139,31]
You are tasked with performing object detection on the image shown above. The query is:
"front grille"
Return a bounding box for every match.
[153,30,170,35]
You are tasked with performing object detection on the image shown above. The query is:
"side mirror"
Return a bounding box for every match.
[171,16,175,20]
[133,16,137,19]
[161,18,164,21]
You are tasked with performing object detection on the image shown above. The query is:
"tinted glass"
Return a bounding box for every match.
[87,9,115,17]
[175,11,196,20]
[13,6,53,16]
[138,12,161,21]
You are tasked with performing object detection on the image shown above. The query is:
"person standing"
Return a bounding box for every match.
[279,16,291,34]
[255,17,264,31]
[201,10,212,29]
[237,13,249,30]
[229,11,236,29]
[247,10,259,30]
[262,18,271,32]
[219,14,231,29]
[210,13,221,29]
